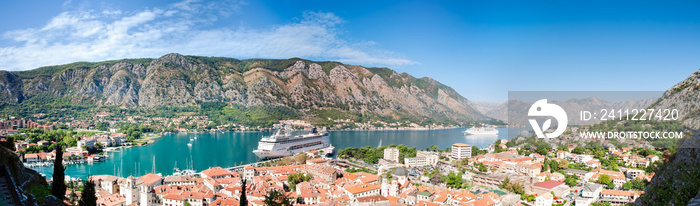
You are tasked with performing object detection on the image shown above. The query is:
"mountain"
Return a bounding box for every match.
[635,68,700,205]
[0,53,483,126]
[479,97,657,125]
[650,69,700,129]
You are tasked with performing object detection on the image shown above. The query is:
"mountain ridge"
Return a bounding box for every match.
[0,53,484,126]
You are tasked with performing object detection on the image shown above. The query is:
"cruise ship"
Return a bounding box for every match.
[253,127,332,159]
[463,126,499,135]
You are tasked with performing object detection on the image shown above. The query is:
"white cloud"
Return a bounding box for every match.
[0,0,416,71]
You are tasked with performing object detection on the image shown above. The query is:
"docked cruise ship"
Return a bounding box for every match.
[463,126,499,135]
[253,127,332,159]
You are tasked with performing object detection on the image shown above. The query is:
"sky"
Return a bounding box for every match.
[1,0,699,102]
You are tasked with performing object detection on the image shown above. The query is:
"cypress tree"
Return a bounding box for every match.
[51,144,66,200]
[239,179,248,206]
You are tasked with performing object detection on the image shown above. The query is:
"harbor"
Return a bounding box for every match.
[33,127,524,179]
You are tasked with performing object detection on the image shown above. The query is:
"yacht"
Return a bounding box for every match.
[464,126,499,135]
[253,126,331,159]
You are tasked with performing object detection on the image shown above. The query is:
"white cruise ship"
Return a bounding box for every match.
[253,127,331,159]
[463,126,499,135]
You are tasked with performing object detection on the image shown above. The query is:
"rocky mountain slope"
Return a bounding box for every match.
[0,54,483,125]
[635,68,700,205]
[650,69,700,129]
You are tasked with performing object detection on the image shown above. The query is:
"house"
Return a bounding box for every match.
[355,195,389,206]
[307,164,340,183]
[585,160,600,168]
[600,189,637,203]
[582,183,603,198]
[565,168,593,181]
[646,155,659,163]
[24,153,39,163]
[37,140,50,146]
[345,183,381,200]
[201,167,233,179]
[625,169,644,179]
[535,192,553,206]
[574,155,593,163]
[556,150,570,159]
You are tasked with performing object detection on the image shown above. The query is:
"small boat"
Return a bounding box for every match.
[187,143,192,146]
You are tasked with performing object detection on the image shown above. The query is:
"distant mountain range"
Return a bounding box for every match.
[0,53,485,125]
[473,97,658,126]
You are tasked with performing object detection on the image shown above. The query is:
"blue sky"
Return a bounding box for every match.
[1,0,699,102]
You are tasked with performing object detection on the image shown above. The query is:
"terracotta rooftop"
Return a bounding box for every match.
[601,189,634,197]
[533,180,564,190]
[345,183,380,194]
[357,195,388,203]
[201,167,232,178]
[139,173,163,185]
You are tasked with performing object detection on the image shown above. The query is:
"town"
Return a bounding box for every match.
[0,113,669,206]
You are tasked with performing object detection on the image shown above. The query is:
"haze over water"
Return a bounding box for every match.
[35,127,525,179]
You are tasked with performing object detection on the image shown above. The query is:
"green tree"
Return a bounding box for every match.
[597,174,612,185]
[478,163,488,172]
[572,147,585,154]
[264,189,293,206]
[442,172,463,189]
[558,159,569,170]
[564,176,578,187]
[622,181,632,190]
[287,173,313,191]
[494,139,505,153]
[25,184,51,205]
[79,179,97,206]
[52,144,66,200]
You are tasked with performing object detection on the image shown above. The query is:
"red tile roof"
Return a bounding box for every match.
[533,180,564,190]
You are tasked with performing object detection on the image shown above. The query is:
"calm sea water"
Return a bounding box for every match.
[34,127,525,179]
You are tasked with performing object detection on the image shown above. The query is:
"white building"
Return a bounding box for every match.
[574,154,593,163]
[416,151,439,166]
[383,147,400,163]
[582,183,603,198]
[535,192,553,206]
[78,137,96,150]
[625,169,645,179]
[404,157,427,168]
[451,143,471,160]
